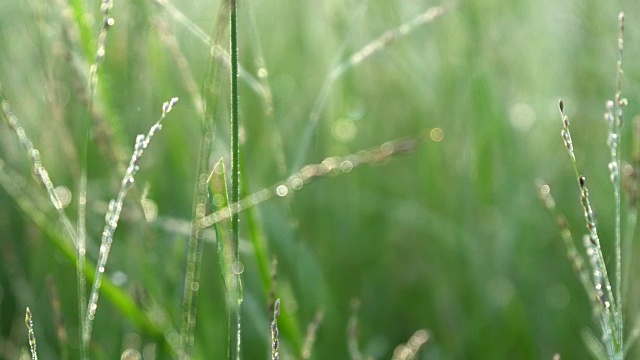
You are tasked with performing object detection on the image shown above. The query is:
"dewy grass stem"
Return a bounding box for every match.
[609,13,626,345]
[559,100,622,356]
[291,5,446,171]
[230,0,242,358]
[83,97,178,345]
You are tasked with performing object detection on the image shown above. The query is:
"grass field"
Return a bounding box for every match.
[2,0,640,359]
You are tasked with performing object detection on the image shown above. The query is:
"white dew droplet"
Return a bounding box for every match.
[54,185,72,208]
[276,184,288,197]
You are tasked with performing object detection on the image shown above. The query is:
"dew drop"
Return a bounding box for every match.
[276,184,288,197]
[340,160,353,173]
[232,261,244,274]
[290,177,303,190]
[210,45,223,57]
[141,198,158,222]
[120,349,141,360]
[54,186,72,208]
[429,127,444,142]
[332,118,357,142]
[111,271,128,286]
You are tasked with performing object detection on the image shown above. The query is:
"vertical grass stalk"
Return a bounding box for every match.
[25,307,39,360]
[229,0,242,359]
[608,13,627,345]
[271,299,281,360]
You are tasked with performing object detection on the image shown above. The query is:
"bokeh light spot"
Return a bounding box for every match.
[332,118,357,142]
[509,102,536,132]
[54,186,72,208]
[429,127,444,142]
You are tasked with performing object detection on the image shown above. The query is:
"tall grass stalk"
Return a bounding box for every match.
[179,124,212,358]
[152,0,267,101]
[558,99,621,358]
[548,14,634,358]
[229,0,242,358]
[178,1,230,356]
[608,13,627,345]
[79,0,114,353]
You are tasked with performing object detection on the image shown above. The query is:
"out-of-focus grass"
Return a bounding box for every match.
[2,0,640,359]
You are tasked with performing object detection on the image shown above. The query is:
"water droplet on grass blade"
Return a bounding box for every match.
[276,184,288,197]
[232,261,244,274]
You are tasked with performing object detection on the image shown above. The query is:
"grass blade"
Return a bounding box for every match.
[229,0,242,358]
[24,307,39,360]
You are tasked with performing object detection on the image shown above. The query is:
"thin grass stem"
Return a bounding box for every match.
[536,181,600,319]
[558,100,621,354]
[0,163,170,350]
[271,299,281,360]
[0,85,78,246]
[24,307,38,360]
[152,0,267,100]
[88,0,115,112]
[84,97,178,345]
[77,169,88,358]
[199,130,436,229]
[608,12,627,345]
[230,0,242,358]
[179,129,215,358]
[300,309,324,360]
[292,5,447,171]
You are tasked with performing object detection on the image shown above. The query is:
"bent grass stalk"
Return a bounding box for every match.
[291,5,447,171]
[83,97,179,345]
[199,130,436,229]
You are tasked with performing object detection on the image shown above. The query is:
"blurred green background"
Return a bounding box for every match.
[2,0,640,358]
